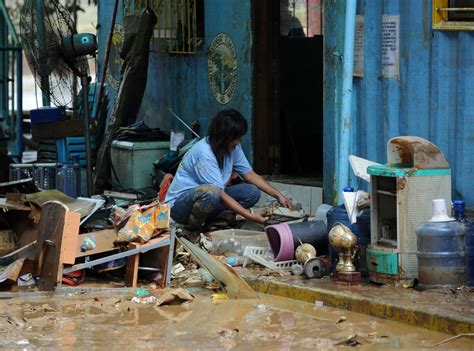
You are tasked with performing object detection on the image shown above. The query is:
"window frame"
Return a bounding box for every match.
[433,0,474,30]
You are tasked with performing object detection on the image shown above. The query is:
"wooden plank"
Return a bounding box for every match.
[124,234,171,288]
[103,190,139,200]
[125,242,140,288]
[75,229,119,258]
[61,211,81,265]
[0,241,37,266]
[0,198,30,211]
[156,245,170,288]
[31,119,96,140]
[36,201,68,291]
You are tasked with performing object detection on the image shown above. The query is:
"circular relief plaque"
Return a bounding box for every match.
[207,33,238,105]
[106,24,123,91]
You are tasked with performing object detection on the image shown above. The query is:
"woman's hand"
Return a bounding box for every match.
[276,193,292,209]
[250,212,269,225]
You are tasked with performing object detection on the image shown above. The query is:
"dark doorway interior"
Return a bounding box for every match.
[253,0,323,179]
[280,36,323,176]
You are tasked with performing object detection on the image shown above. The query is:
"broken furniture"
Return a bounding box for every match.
[367,136,452,284]
[33,201,175,290]
[63,232,175,288]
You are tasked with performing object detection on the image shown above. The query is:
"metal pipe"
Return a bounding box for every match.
[35,0,50,106]
[0,2,19,45]
[168,108,201,138]
[94,0,119,120]
[81,74,92,196]
[15,50,23,162]
[337,0,357,204]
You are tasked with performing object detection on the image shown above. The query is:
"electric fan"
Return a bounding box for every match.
[19,0,97,196]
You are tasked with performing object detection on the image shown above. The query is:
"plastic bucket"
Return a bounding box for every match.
[265,220,327,262]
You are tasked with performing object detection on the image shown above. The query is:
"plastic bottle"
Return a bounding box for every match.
[80,235,96,252]
[225,255,247,267]
[198,268,213,283]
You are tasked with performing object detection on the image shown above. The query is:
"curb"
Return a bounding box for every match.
[246,278,474,335]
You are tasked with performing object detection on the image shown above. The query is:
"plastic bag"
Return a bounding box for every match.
[117,203,170,243]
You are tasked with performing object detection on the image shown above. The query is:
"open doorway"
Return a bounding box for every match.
[253,0,323,181]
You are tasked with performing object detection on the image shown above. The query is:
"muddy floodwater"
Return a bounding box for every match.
[0,289,472,350]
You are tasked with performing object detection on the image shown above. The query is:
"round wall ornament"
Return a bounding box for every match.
[207,33,238,105]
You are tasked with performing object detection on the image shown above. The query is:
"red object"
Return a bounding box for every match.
[62,270,85,286]
[158,173,174,202]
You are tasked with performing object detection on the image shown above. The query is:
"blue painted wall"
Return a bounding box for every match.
[97,0,254,158]
[324,0,474,208]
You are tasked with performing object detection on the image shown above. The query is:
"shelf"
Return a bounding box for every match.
[377,190,396,196]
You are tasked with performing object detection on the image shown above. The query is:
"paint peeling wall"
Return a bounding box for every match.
[324,0,474,208]
[97,1,254,159]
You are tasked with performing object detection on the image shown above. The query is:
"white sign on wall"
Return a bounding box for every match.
[381,15,400,79]
[353,15,365,77]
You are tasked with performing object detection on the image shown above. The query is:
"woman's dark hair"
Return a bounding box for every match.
[208,109,248,166]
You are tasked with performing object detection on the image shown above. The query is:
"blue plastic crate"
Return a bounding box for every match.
[9,163,56,190]
[30,107,65,125]
[37,136,96,166]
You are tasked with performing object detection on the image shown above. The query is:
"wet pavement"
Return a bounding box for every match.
[1,289,472,350]
[239,267,474,335]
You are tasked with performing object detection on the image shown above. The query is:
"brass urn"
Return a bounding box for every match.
[328,223,358,273]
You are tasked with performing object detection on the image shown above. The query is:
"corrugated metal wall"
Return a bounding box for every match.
[324,0,474,208]
[97,1,254,158]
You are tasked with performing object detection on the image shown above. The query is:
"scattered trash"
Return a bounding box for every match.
[295,243,316,263]
[212,293,229,301]
[303,257,329,279]
[177,237,257,299]
[433,333,474,347]
[16,339,30,346]
[135,288,149,296]
[17,273,36,290]
[172,263,186,275]
[0,258,25,284]
[315,300,324,308]
[218,328,239,349]
[156,288,194,306]
[225,255,247,267]
[198,268,213,284]
[80,235,97,252]
[131,296,157,304]
[334,334,361,347]
[199,233,213,252]
[291,263,304,276]
[209,229,269,256]
[243,246,297,270]
[402,279,417,289]
[117,202,170,243]
[254,302,266,311]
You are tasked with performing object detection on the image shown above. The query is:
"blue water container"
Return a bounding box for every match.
[326,205,371,275]
[453,200,474,286]
[416,218,466,289]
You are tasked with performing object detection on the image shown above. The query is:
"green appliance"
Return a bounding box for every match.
[367,136,451,284]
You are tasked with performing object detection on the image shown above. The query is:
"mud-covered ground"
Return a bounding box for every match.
[0,289,472,350]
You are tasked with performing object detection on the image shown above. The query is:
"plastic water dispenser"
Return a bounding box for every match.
[366,136,452,284]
